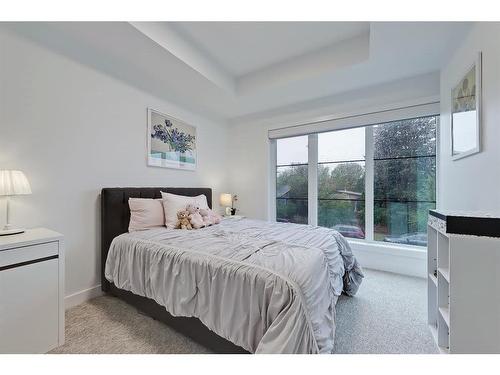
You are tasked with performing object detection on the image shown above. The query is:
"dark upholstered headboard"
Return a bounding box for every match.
[100,187,212,292]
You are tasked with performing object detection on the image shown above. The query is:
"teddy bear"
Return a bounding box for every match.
[176,209,192,230]
[209,209,222,224]
[199,208,214,226]
[186,203,204,229]
[199,208,222,226]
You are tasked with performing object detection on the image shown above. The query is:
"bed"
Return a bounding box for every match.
[101,187,363,354]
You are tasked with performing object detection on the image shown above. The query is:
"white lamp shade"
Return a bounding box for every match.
[219,193,232,207]
[0,170,32,196]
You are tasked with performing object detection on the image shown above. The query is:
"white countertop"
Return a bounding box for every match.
[0,228,63,251]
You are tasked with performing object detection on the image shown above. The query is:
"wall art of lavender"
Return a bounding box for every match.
[151,119,196,153]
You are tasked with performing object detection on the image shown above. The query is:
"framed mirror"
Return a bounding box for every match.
[451,52,482,160]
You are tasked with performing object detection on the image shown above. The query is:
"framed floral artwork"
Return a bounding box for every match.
[147,108,197,170]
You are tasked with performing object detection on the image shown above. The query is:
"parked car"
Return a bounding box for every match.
[384,232,427,246]
[333,224,365,239]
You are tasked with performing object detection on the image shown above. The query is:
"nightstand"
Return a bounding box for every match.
[0,228,64,353]
[224,215,245,219]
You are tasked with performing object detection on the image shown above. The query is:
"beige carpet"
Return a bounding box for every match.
[50,294,212,354]
[50,269,437,354]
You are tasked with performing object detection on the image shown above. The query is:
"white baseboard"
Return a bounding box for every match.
[65,285,103,310]
[348,240,427,278]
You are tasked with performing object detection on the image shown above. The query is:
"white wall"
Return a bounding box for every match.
[438,23,500,214]
[228,72,440,220]
[0,29,229,306]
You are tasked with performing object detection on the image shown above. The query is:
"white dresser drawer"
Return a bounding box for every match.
[0,241,58,268]
[0,228,64,354]
[0,257,59,353]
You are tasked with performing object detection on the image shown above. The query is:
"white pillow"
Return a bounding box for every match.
[161,192,209,229]
[128,198,165,232]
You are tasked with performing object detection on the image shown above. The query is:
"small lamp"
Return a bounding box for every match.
[0,170,32,236]
[220,193,234,216]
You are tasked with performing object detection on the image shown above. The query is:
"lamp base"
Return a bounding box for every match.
[0,228,25,236]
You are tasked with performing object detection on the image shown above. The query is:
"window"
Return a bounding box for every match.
[318,127,366,239]
[276,136,308,224]
[373,116,437,246]
[274,113,438,247]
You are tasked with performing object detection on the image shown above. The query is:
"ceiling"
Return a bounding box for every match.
[2,22,473,123]
[170,22,370,76]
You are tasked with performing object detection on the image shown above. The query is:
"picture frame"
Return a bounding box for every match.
[451,52,482,161]
[147,108,197,170]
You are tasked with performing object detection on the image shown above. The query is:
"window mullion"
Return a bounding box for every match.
[269,139,277,222]
[308,134,318,226]
[365,126,374,241]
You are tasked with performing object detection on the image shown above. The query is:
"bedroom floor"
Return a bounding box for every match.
[50,269,438,354]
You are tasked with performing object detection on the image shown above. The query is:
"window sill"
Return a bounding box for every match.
[347,239,427,277]
[347,238,427,259]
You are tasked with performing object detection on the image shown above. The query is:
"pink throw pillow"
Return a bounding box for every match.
[128,198,165,232]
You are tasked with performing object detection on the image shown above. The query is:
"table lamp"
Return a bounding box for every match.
[0,170,32,236]
[219,193,233,216]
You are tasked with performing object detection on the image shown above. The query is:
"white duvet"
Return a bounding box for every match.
[105,217,363,353]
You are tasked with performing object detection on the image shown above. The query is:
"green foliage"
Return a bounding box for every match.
[276,198,308,224]
[319,163,364,199]
[276,165,308,223]
[318,163,365,229]
[277,163,366,227]
[373,117,437,235]
[373,117,436,159]
[277,165,308,198]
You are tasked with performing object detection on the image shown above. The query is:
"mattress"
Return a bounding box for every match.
[105,217,363,353]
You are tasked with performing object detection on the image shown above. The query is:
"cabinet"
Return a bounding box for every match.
[427,210,500,353]
[0,228,64,353]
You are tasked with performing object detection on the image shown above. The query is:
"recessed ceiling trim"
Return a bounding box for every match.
[129,21,235,94]
[236,32,370,94]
